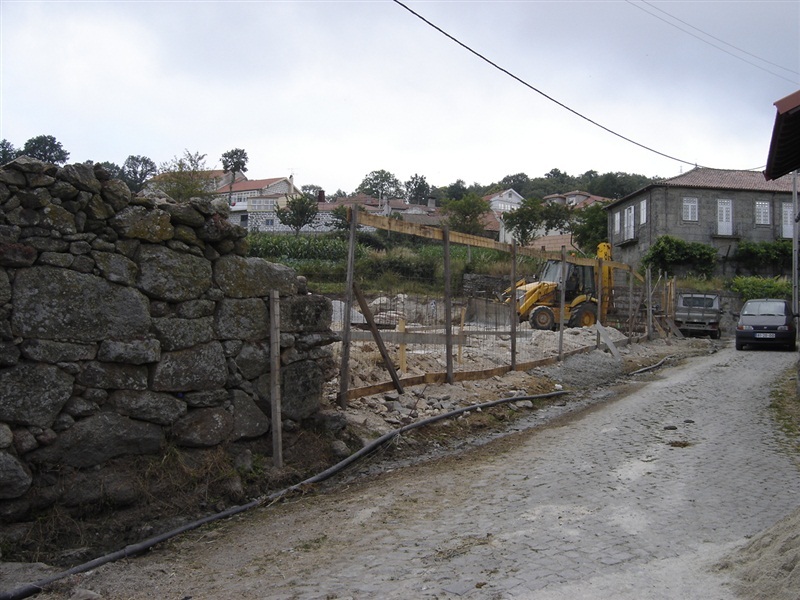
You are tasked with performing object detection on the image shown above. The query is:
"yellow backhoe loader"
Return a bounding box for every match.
[503,243,613,330]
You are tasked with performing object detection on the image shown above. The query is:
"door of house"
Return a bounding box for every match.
[623,205,635,240]
[783,202,794,239]
[717,199,732,236]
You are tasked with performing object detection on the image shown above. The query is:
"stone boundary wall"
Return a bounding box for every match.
[0,157,338,523]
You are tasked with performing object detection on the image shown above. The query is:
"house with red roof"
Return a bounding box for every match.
[604,167,797,273]
[215,176,300,231]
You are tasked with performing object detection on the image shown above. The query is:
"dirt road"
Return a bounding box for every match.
[10,342,800,599]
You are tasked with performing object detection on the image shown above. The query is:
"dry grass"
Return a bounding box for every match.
[770,366,800,453]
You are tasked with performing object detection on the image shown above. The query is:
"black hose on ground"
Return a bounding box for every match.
[1,390,570,600]
[628,355,675,376]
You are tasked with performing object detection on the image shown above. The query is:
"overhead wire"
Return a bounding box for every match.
[391,0,705,170]
[628,0,799,85]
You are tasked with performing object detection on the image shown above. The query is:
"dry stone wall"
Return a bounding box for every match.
[0,157,338,521]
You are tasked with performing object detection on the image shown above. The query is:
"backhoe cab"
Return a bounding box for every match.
[504,243,612,331]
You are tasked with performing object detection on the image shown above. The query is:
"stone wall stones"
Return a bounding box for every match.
[0,157,338,523]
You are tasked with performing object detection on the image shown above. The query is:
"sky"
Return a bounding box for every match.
[1,0,798,195]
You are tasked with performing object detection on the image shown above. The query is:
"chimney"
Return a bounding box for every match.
[318,189,325,203]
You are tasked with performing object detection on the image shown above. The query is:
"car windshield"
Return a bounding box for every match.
[742,301,786,316]
[682,296,716,308]
[539,261,563,284]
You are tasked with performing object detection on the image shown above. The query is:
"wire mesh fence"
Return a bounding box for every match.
[329,212,672,406]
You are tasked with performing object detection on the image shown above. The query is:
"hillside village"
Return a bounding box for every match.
[214,166,798,274]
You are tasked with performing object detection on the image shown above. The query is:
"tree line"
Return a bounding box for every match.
[2,135,654,252]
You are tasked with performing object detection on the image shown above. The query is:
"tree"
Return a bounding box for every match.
[0,139,17,164]
[587,171,653,199]
[155,150,214,201]
[220,148,249,204]
[277,193,319,235]
[501,198,572,246]
[20,134,70,165]
[356,170,404,199]
[120,155,157,193]
[405,174,431,205]
[96,161,122,179]
[441,192,491,236]
[302,184,324,201]
[569,201,609,253]
[444,179,468,202]
[499,173,532,197]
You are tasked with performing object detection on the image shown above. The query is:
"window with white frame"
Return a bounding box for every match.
[249,198,275,211]
[640,199,647,224]
[614,211,620,234]
[624,205,635,240]
[682,197,698,221]
[755,201,770,225]
[783,203,793,238]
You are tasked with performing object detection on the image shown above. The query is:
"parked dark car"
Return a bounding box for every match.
[735,298,797,351]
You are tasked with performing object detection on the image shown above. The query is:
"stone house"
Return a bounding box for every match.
[482,189,523,243]
[216,176,300,232]
[604,167,797,273]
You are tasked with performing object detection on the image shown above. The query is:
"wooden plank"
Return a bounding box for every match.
[347,330,466,344]
[353,281,404,395]
[594,323,621,362]
[338,207,358,408]
[345,344,599,401]
[443,227,453,384]
[353,212,634,271]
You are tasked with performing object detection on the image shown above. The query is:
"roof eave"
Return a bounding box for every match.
[765,89,800,181]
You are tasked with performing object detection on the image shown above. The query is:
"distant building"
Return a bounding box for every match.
[604,167,797,273]
[215,176,300,232]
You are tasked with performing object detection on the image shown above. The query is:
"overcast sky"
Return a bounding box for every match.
[2,1,798,194]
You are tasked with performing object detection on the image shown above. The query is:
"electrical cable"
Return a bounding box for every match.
[0,390,569,600]
[391,0,705,169]
[630,0,799,83]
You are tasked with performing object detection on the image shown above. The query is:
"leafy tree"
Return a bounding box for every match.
[569,201,609,253]
[277,193,319,236]
[20,134,70,165]
[302,184,324,201]
[330,205,351,231]
[544,168,570,187]
[405,174,431,205]
[96,161,122,178]
[0,139,17,164]
[444,179,468,202]
[441,192,491,236]
[356,169,404,199]
[220,148,249,204]
[501,198,572,246]
[155,150,214,201]
[120,155,157,193]
[586,171,653,199]
[499,172,532,197]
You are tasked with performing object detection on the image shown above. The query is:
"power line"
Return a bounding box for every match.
[392,0,704,170]
[628,0,799,85]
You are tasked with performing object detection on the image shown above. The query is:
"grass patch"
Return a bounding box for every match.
[769,368,800,453]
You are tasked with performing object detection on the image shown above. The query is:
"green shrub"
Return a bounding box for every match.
[727,276,791,301]
[734,240,792,274]
[641,236,717,278]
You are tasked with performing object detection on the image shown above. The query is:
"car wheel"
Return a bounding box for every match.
[735,340,744,350]
[712,329,721,340]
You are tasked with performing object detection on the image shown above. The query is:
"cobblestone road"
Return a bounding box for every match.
[35,344,800,599]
